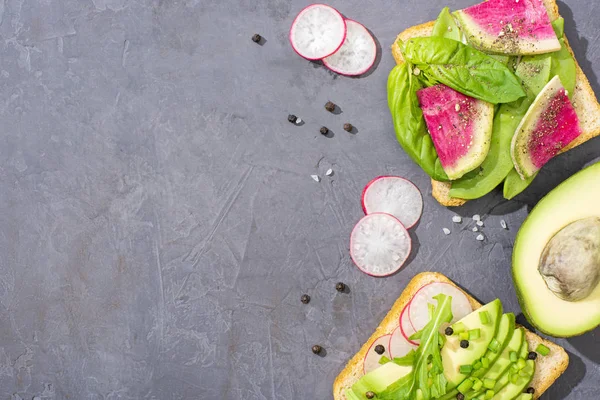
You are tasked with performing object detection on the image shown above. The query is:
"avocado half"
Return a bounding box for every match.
[512,162,600,337]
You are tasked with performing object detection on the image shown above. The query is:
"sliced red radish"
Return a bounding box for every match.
[350,213,411,277]
[399,303,419,345]
[389,326,418,359]
[409,282,473,332]
[322,19,377,76]
[362,176,423,229]
[363,334,391,374]
[289,4,347,60]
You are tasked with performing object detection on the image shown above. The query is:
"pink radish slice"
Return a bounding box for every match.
[389,326,418,359]
[363,334,391,374]
[350,213,411,277]
[322,19,377,76]
[399,303,419,345]
[289,4,347,60]
[362,176,423,229]
[409,282,473,333]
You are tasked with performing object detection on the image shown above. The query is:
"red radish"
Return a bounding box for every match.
[362,176,423,229]
[363,334,391,374]
[350,213,411,277]
[399,303,419,345]
[389,326,418,359]
[409,282,473,332]
[322,19,377,76]
[289,4,347,60]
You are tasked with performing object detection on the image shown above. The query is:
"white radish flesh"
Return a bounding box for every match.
[363,334,391,374]
[289,4,346,60]
[389,326,418,359]
[350,213,411,277]
[362,176,423,229]
[322,19,377,76]
[409,282,472,332]
[399,303,419,345]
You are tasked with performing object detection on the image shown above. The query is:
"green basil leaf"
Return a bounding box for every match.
[503,169,536,199]
[388,63,449,181]
[432,7,461,41]
[402,37,526,104]
[552,17,565,38]
[551,38,576,98]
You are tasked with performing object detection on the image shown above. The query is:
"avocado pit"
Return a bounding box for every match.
[538,217,600,302]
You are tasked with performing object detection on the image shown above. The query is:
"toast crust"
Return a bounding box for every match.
[390,0,600,207]
[332,272,569,400]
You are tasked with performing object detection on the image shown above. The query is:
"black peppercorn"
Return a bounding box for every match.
[320,126,329,136]
[252,33,262,43]
[325,101,336,112]
[527,351,537,360]
[312,345,322,355]
[374,344,385,355]
[343,123,353,132]
[301,294,310,304]
[365,391,375,399]
[288,114,297,124]
[445,327,454,336]
[460,340,469,349]
[456,394,465,400]
[526,387,535,394]
[336,282,346,292]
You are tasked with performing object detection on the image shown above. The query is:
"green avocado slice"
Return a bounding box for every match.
[350,362,412,399]
[472,313,516,379]
[442,300,503,388]
[493,360,535,399]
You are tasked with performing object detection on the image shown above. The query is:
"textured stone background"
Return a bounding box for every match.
[0,0,598,399]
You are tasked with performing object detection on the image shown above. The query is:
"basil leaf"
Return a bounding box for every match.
[402,37,526,104]
[387,64,449,181]
[552,17,565,38]
[503,169,535,200]
[432,7,461,41]
[551,38,576,98]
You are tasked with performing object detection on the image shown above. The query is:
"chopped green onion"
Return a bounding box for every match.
[510,363,519,373]
[460,332,470,341]
[457,378,474,394]
[517,358,527,370]
[469,328,481,340]
[473,360,482,370]
[485,389,494,399]
[378,355,391,365]
[509,351,518,362]
[472,378,483,391]
[479,311,490,325]
[536,344,550,356]
[520,369,530,377]
[481,357,490,368]
[453,322,466,334]
[483,378,496,389]
[460,365,473,374]
[472,368,485,378]
[510,373,519,384]
[487,339,500,353]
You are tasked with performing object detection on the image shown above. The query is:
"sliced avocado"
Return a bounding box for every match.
[442,300,503,388]
[345,388,362,400]
[351,362,412,398]
[515,393,533,400]
[493,360,535,399]
[473,313,516,378]
[513,162,600,336]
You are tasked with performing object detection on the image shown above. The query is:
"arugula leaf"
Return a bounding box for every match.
[401,37,526,104]
[431,7,461,41]
[378,294,453,400]
[387,63,449,181]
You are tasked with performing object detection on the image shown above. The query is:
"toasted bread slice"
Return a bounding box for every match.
[333,272,568,400]
[390,0,600,207]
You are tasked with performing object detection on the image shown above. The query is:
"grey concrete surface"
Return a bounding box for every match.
[0,0,598,399]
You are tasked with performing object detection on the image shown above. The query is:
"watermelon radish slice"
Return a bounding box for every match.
[511,75,582,179]
[455,0,561,55]
[389,326,418,359]
[363,334,391,374]
[409,282,473,332]
[289,4,347,60]
[417,84,494,180]
[322,19,376,76]
[350,213,411,277]
[400,303,419,345]
[361,176,423,229]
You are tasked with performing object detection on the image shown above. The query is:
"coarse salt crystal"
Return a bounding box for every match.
[311,175,320,182]
[501,220,507,229]
[452,216,462,223]
[476,221,484,227]
[325,168,333,176]
[443,228,451,235]
[472,227,478,232]
[472,214,481,221]
[476,234,484,241]
[296,118,303,124]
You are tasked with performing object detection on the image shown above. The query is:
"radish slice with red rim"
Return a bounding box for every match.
[399,303,419,345]
[289,4,347,60]
[363,334,391,374]
[362,176,423,229]
[350,213,411,277]
[389,326,418,359]
[409,282,473,333]
[322,19,377,76]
